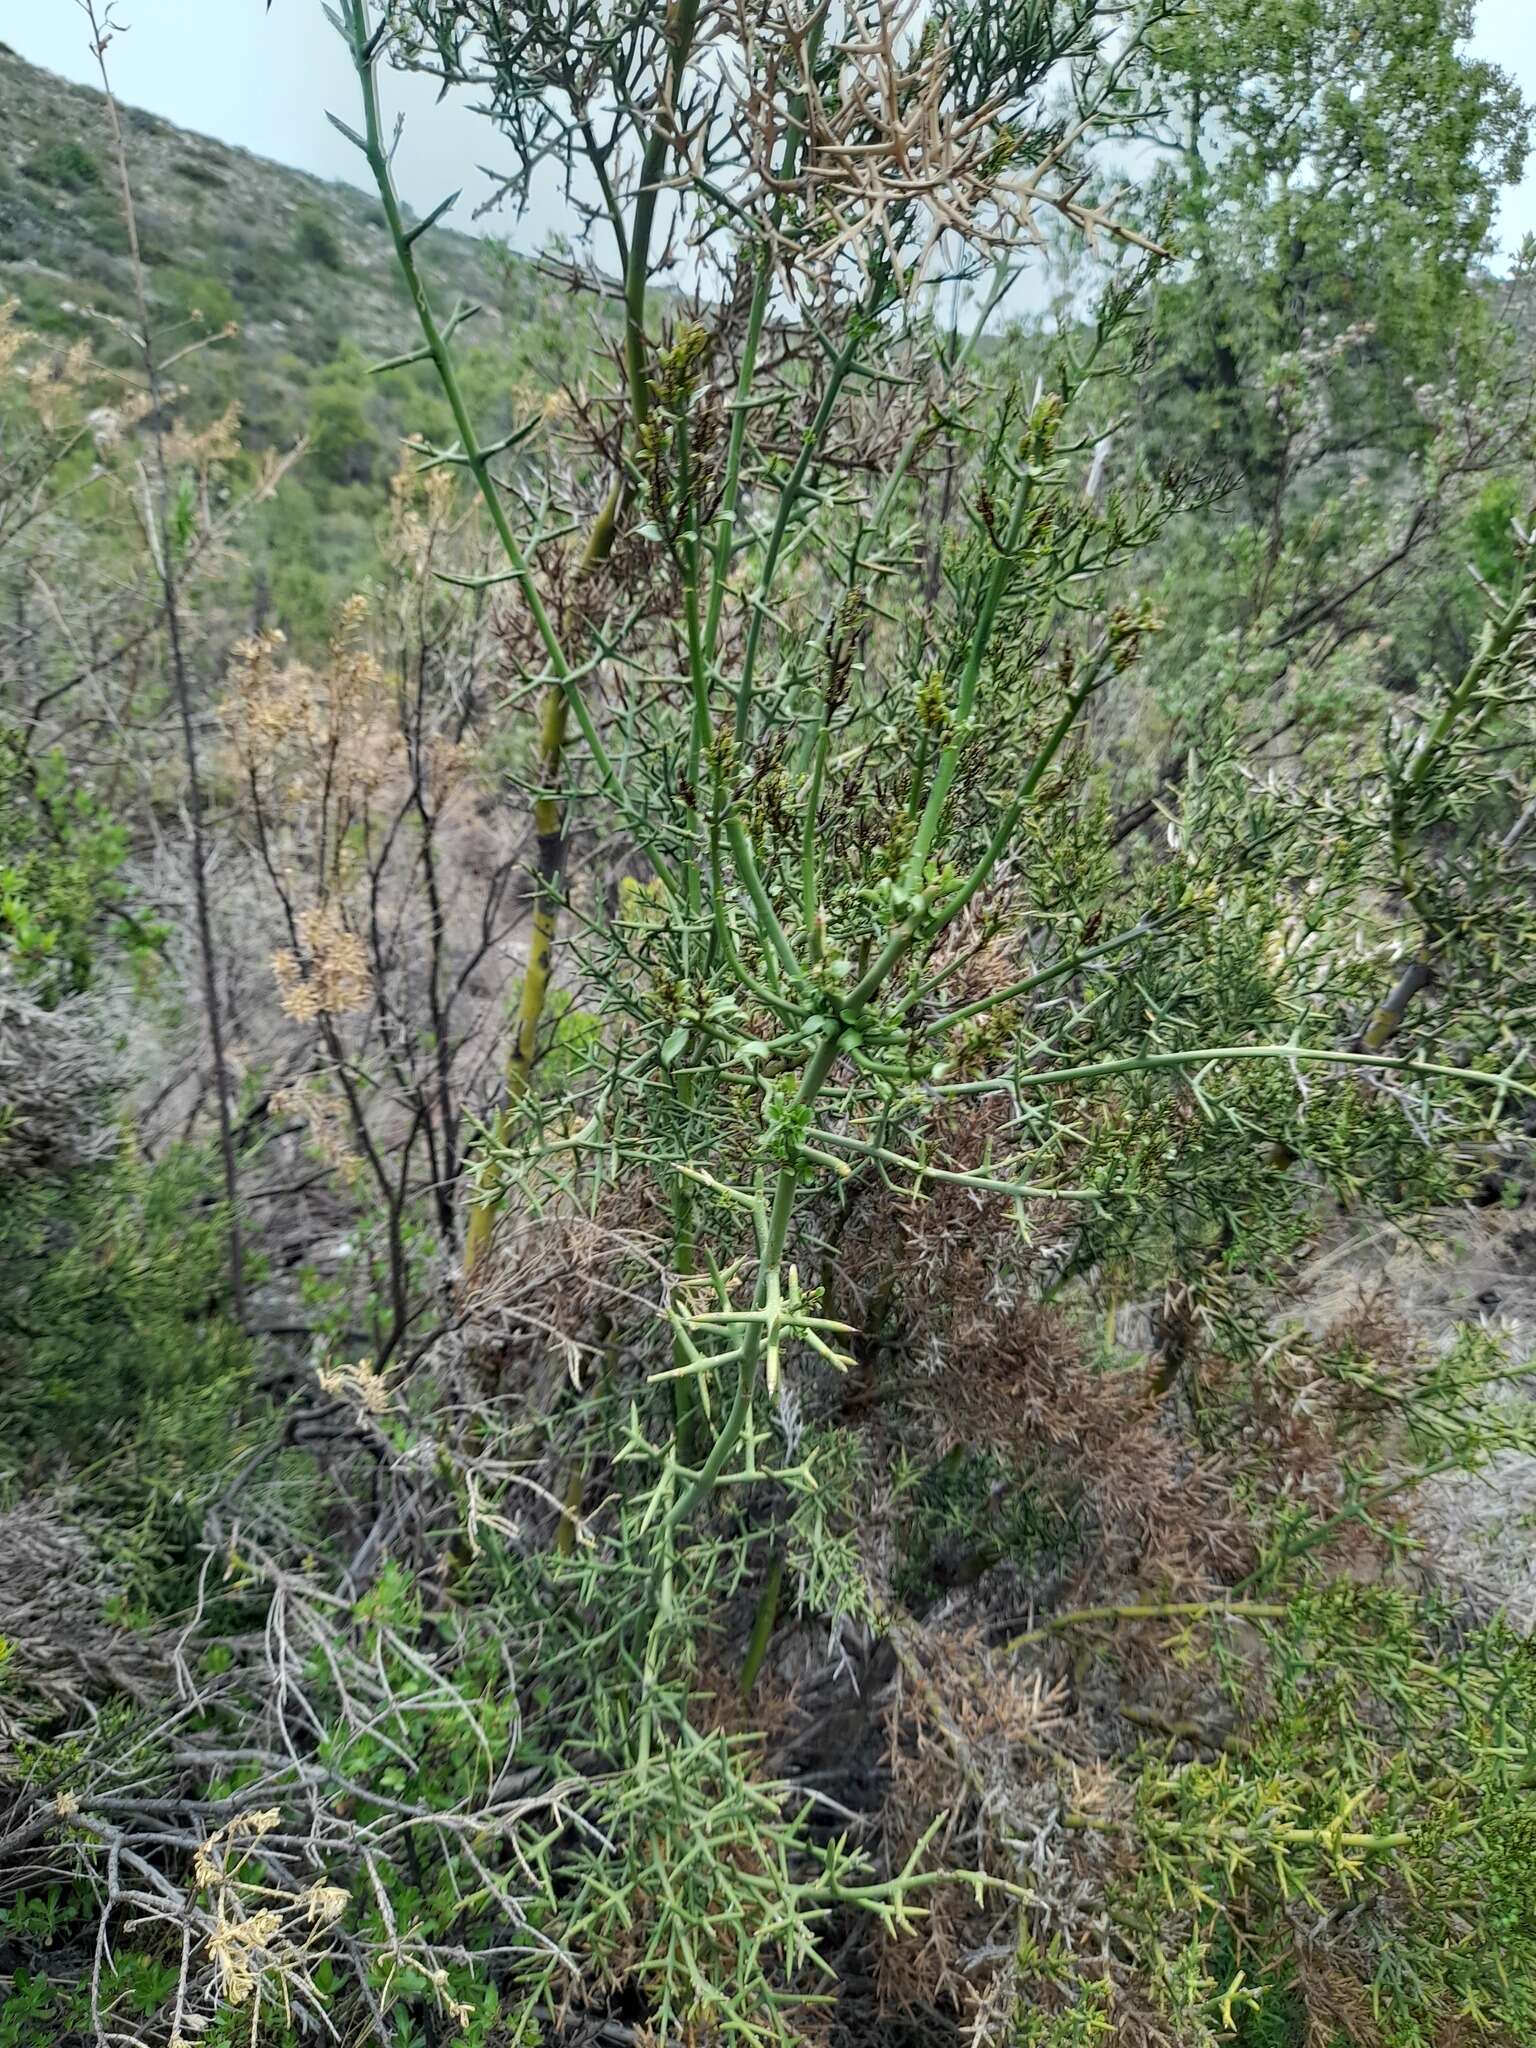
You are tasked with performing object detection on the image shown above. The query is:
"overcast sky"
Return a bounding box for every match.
[7,0,1536,259]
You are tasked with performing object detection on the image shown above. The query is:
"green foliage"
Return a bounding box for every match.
[2,11,1535,2048]
[22,139,102,193]
[1141,0,1527,491]
[1106,1586,1536,2045]
[1467,473,1528,588]
[0,1143,252,1500]
[0,1888,188,2048]
[527,982,602,1090]
[892,1448,1078,1609]
[153,262,239,336]
[1072,0,1536,794]
[0,725,150,1003]
[292,201,344,271]
[306,340,384,484]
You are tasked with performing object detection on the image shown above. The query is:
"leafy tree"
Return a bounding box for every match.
[1061,0,1536,803]
[1139,0,1528,508]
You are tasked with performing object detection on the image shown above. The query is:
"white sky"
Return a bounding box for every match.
[5,0,1536,256]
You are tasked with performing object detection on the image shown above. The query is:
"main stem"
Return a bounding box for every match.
[663,1031,842,1534]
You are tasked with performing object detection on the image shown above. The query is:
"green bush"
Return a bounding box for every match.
[0,1142,253,1495]
[217,229,292,318]
[307,344,382,484]
[0,726,150,1003]
[153,264,239,337]
[292,201,344,270]
[22,140,101,193]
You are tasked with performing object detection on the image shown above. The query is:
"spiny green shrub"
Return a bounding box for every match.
[5,3,1535,2045]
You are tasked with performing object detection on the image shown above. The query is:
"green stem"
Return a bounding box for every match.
[800,725,828,945]
[903,457,1035,888]
[851,252,1021,586]
[663,1031,842,1536]
[705,249,773,663]
[721,812,806,990]
[925,656,1107,942]
[1061,1811,1410,1853]
[922,917,1160,1033]
[968,1042,1533,1099]
[801,1128,1092,1201]
[342,3,589,1271]
[624,0,705,434]
[342,6,568,680]
[704,8,833,669]
[740,1550,784,1695]
[1362,555,1534,1051]
[734,321,871,742]
[1404,566,1532,797]
[1004,1598,1287,1653]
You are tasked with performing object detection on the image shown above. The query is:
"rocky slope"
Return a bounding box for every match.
[0,39,536,382]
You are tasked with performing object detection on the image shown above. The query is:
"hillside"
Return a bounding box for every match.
[0,41,520,352]
[0,41,586,640]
